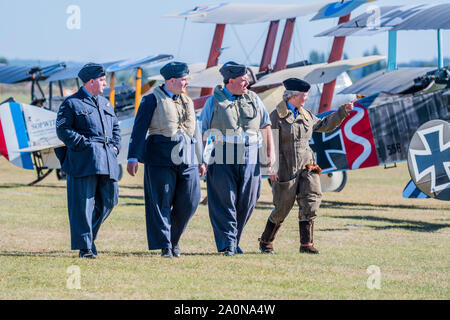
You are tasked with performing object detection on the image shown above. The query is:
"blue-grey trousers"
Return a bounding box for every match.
[206,162,261,252]
[67,174,118,250]
[144,164,200,250]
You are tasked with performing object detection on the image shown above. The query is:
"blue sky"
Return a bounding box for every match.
[0,0,448,66]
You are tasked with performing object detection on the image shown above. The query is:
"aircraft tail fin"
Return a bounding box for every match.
[0,102,34,169]
[402,179,430,199]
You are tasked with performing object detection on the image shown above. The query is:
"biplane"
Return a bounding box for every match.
[165,0,379,112]
[0,54,173,184]
[166,1,449,200]
[312,2,450,201]
[165,0,384,192]
[0,0,382,188]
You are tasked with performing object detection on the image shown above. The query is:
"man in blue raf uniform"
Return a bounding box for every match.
[127,61,206,258]
[56,63,121,259]
[200,61,274,256]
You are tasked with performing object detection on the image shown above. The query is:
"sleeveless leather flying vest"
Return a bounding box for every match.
[148,86,196,138]
[210,85,261,135]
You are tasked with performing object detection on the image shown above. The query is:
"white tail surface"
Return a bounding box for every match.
[0,102,62,170]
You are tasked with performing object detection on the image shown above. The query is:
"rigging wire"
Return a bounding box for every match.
[176,18,188,59]
[231,25,251,65]
[231,25,267,66]
[246,27,268,66]
[294,19,307,62]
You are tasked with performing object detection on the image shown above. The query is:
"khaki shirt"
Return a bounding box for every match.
[271,101,348,182]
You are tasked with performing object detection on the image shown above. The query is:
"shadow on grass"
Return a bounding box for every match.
[119,195,144,200]
[30,184,66,189]
[321,200,445,211]
[0,184,66,189]
[101,250,264,257]
[0,184,32,189]
[118,185,143,190]
[0,250,157,258]
[120,203,144,207]
[318,228,350,232]
[332,215,450,232]
[0,250,70,258]
[0,250,264,258]
[255,201,274,210]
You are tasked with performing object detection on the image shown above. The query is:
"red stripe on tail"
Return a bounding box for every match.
[0,119,9,159]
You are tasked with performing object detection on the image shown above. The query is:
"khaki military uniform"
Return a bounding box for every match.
[269,101,348,223]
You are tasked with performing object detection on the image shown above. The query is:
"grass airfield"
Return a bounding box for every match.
[0,157,448,300]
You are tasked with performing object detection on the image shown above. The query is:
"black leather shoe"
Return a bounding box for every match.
[172,245,181,258]
[236,246,243,254]
[79,249,96,259]
[161,248,173,258]
[222,247,235,256]
[91,243,98,256]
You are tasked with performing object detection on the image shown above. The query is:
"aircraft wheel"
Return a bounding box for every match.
[320,171,347,192]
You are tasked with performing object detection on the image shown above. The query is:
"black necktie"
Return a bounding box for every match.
[294,107,299,117]
[92,95,98,106]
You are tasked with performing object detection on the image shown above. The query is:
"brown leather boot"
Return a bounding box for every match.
[258,219,281,254]
[299,220,320,254]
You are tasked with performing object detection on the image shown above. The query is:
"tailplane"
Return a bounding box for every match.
[0,102,60,170]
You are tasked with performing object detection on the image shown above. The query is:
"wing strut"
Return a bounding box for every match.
[386,30,398,72]
[134,68,142,116]
[259,20,280,72]
[200,24,226,97]
[318,13,351,113]
[437,29,443,68]
[273,18,296,72]
[109,72,115,109]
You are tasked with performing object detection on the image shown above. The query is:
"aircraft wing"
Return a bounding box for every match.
[45,55,173,82]
[253,56,385,87]
[165,1,352,24]
[0,63,66,84]
[106,54,173,72]
[18,142,64,153]
[45,60,123,82]
[315,3,450,37]
[310,0,376,21]
[148,62,207,82]
[391,3,450,31]
[339,67,436,95]
[187,65,259,88]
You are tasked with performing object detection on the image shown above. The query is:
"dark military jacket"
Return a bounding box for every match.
[271,101,348,182]
[56,88,121,181]
[127,89,203,167]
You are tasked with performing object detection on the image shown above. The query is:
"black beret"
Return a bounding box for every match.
[160,61,189,80]
[78,63,106,83]
[283,78,311,92]
[219,61,247,81]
